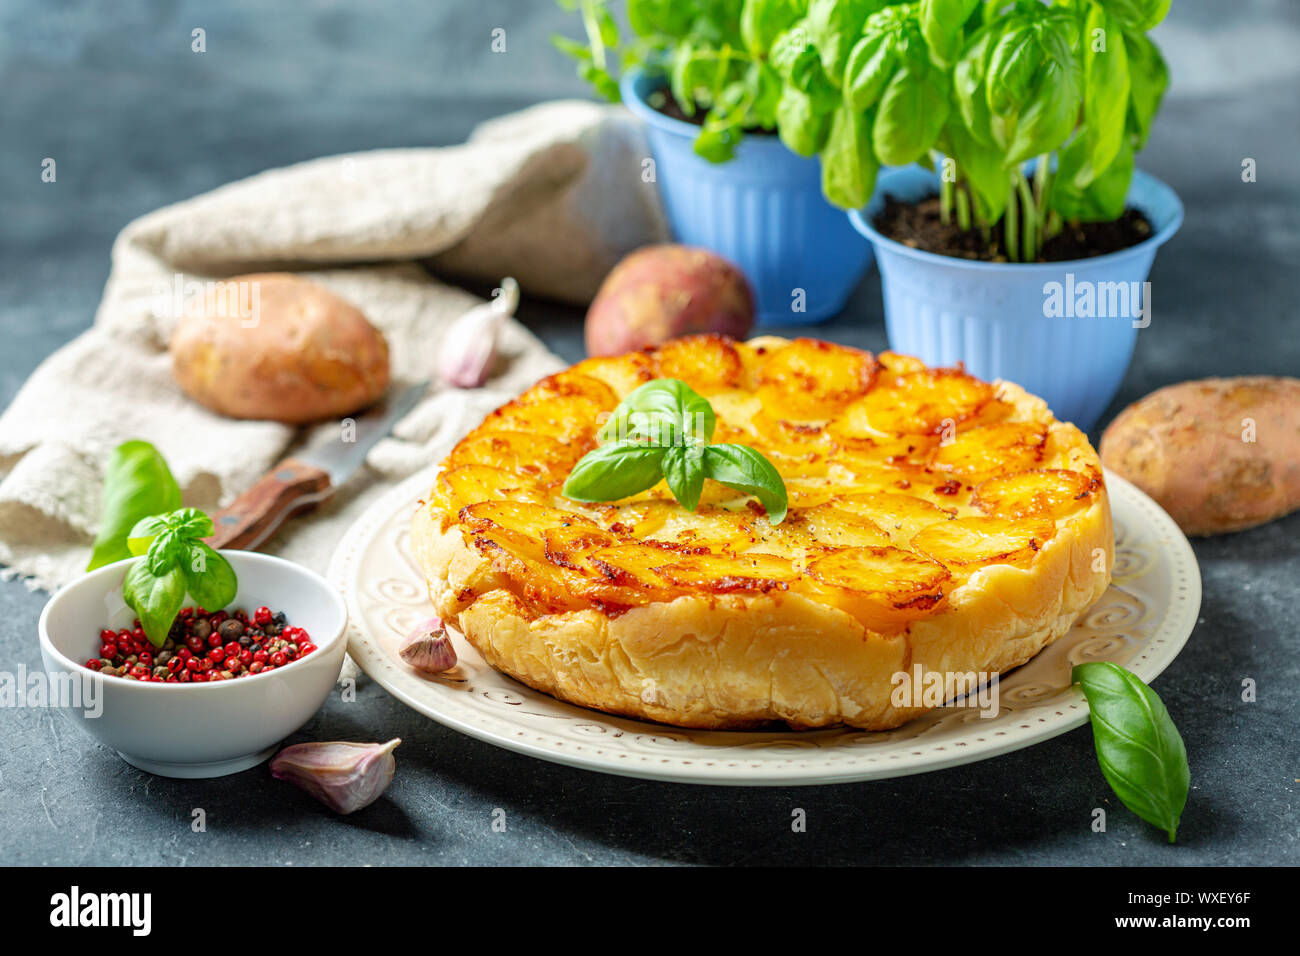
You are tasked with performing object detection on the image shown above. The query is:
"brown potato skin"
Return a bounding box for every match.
[1100,376,1300,535]
[584,245,754,357]
[170,273,390,424]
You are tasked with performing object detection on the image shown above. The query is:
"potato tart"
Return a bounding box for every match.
[412,335,1113,731]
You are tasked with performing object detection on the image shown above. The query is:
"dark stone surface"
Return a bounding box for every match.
[1,2,1296,865]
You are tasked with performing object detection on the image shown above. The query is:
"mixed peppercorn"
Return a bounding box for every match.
[82,606,317,682]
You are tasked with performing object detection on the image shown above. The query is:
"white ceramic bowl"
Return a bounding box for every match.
[39,551,347,778]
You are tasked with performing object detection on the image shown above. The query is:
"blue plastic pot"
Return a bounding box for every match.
[849,166,1183,431]
[622,67,873,327]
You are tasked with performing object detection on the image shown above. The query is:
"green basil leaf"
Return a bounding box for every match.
[599,378,717,447]
[661,446,706,513]
[872,64,949,167]
[1052,135,1134,221]
[1123,28,1167,150]
[953,21,998,145]
[183,541,238,612]
[920,0,979,66]
[702,444,788,524]
[1097,0,1170,32]
[822,104,880,209]
[1079,4,1130,186]
[123,559,186,649]
[777,84,833,156]
[126,513,170,558]
[985,16,1038,118]
[1002,21,1083,164]
[145,529,186,577]
[87,440,182,570]
[1074,661,1189,843]
[563,442,668,503]
[740,0,804,56]
[843,33,897,112]
[806,0,885,88]
[166,506,215,540]
[628,0,695,39]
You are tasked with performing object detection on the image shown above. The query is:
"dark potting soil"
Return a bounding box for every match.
[647,86,777,135]
[872,194,1154,262]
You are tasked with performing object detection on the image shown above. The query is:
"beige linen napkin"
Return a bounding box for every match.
[0,100,668,590]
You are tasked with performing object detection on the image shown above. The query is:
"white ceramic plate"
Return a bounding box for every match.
[328,469,1200,786]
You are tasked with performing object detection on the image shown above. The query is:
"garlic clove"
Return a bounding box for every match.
[399,617,457,674]
[437,277,519,388]
[270,739,400,815]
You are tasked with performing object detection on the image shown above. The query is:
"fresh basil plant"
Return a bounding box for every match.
[556,0,1170,259]
[563,378,788,523]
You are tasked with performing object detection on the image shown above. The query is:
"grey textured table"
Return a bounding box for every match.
[1,1,1297,866]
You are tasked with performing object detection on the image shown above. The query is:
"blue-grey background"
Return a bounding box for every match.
[1,0,1297,866]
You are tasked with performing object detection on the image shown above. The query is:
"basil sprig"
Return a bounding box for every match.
[564,378,788,524]
[123,507,237,648]
[1074,661,1190,843]
[87,440,182,570]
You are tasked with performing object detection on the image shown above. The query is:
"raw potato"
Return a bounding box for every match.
[1100,376,1300,535]
[170,273,390,424]
[584,244,754,357]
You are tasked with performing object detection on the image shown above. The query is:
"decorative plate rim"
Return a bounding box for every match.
[328,467,1201,786]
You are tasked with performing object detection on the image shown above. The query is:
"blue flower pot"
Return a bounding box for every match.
[848,166,1183,431]
[622,67,873,327]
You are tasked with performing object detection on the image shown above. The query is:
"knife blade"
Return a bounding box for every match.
[206,382,430,551]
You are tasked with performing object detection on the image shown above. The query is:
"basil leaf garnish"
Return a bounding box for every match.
[562,441,668,502]
[598,378,716,446]
[566,378,788,522]
[123,559,187,649]
[183,542,238,612]
[702,444,788,525]
[88,441,181,570]
[1074,661,1190,843]
[661,446,705,513]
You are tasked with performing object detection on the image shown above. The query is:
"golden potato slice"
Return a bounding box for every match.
[845,368,993,436]
[543,524,621,574]
[926,422,1048,479]
[446,430,585,479]
[487,394,608,445]
[798,503,892,548]
[654,334,745,391]
[972,469,1100,520]
[876,351,927,375]
[803,547,950,630]
[571,352,657,397]
[825,492,953,545]
[583,543,691,605]
[435,465,545,510]
[912,516,1056,567]
[756,338,877,419]
[528,370,619,409]
[656,552,797,592]
[461,501,596,562]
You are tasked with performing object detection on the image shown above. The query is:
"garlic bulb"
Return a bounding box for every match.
[399,617,457,674]
[270,739,400,815]
[438,277,519,388]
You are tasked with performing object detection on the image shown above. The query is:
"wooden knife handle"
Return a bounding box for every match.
[206,458,333,551]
